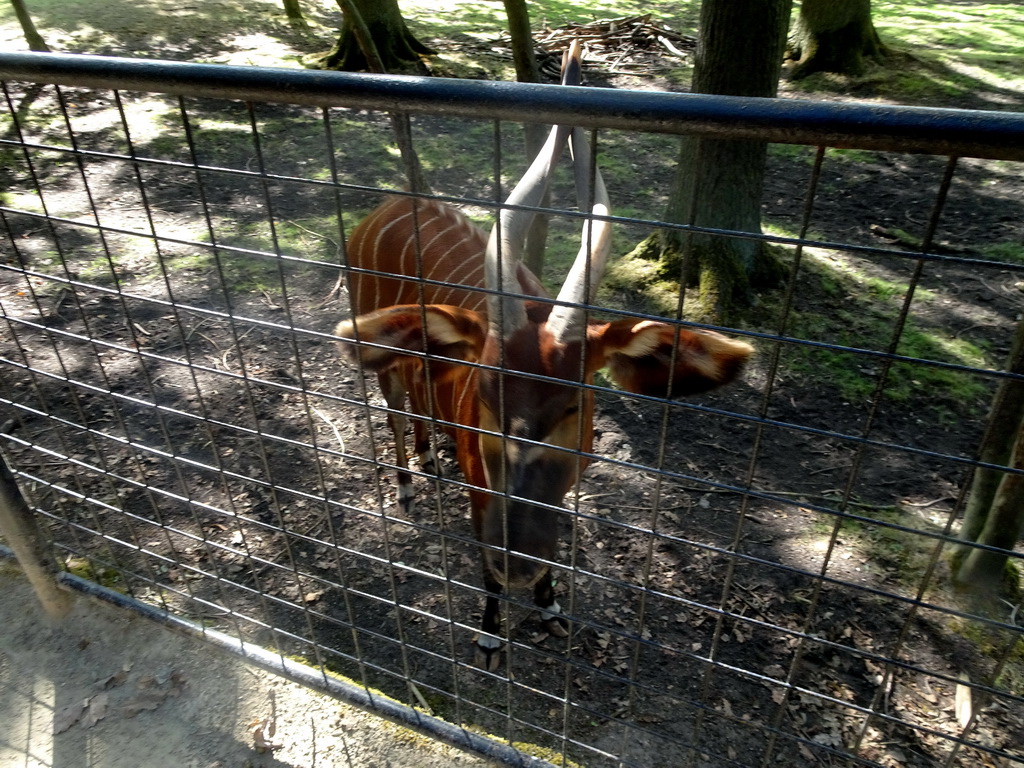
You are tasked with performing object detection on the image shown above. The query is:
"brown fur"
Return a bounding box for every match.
[338,155,752,670]
[336,212,754,587]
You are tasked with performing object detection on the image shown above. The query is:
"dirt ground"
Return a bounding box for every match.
[0,562,497,768]
[1,3,1024,768]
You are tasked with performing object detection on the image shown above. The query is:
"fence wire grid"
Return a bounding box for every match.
[1,53,1023,768]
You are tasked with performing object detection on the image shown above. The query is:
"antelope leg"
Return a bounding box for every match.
[474,571,504,671]
[379,371,416,516]
[534,571,569,638]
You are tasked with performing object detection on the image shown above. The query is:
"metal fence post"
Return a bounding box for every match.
[0,453,72,618]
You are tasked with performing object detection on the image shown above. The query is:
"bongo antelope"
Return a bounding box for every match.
[335,43,753,669]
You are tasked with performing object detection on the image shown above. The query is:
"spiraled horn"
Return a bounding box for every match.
[484,41,588,339]
[546,125,612,344]
[484,123,571,337]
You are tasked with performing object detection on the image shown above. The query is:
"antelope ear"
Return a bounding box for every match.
[599,319,753,398]
[335,305,486,372]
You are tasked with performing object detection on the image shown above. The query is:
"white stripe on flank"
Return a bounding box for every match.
[367,208,415,309]
[453,374,476,430]
[440,260,486,308]
[355,200,493,311]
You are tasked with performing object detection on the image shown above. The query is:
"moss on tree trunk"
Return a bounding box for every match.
[656,0,792,323]
[787,0,887,79]
[953,317,1024,595]
[663,136,768,319]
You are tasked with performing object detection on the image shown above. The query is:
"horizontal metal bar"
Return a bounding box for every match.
[1,53,1023,161]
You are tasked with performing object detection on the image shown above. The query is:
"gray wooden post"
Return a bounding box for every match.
[0,454,72,618]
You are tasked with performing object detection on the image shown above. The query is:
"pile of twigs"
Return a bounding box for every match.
[533,15,696,75]
[474,15,695,77]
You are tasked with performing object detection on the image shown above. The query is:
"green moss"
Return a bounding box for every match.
[464,724,585,768]
[64,555,126,592]
[602,236,690,317]
[950,610,1024,697]
[284,651,584,763]
[979,241,1024,265]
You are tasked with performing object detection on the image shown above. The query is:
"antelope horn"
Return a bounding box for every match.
[484,41,586,338]
[547,126,612,345]
[544,39,612,344]
[484,123,571,336]
[561,39,584,87]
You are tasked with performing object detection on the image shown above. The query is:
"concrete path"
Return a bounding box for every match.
[0,563,496,768]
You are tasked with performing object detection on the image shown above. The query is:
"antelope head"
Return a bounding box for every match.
[474,44,612,588]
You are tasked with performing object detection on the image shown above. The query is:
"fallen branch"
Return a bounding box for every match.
[487,15,696,76]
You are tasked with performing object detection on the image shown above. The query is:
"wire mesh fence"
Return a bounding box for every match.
[1,53,1023,768]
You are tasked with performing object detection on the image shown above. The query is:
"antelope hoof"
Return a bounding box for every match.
[473,633,503,671]
[543,616,570,638]
[539,601,569,637]
[419,450,442,477]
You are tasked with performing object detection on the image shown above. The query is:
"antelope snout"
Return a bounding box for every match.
[480,499,560,589]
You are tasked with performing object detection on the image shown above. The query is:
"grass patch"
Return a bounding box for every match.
[759,248,992,415]
[604,237,994,420]
[23,246,133,288]
[64,554,127,592]
[170,248,286,294]
[784,304,990,410]
[768,144,818,165]
[827,148,881,165]
[873,2,1024,57]
[951,612,1024,697]
[401,0,701,39]
[979,241,1024,265]
[832,506,941,586]
[160,214,342,295]
[786,3,1024,107]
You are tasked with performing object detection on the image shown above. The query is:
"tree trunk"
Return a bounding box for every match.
[656,0,792,322]
[313,0,434,72]
[281,0,308,29]
[314,0,430,194]
[787,0,886,79]
[956,422,1024,592]
[503,0,540,85]
[10,0,50,52]
[954,317,1024,593]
